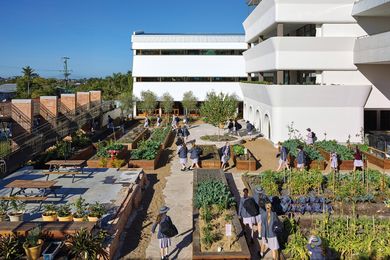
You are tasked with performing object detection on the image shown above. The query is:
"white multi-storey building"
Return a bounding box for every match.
[241,0,390,143]
[131,32,247,114]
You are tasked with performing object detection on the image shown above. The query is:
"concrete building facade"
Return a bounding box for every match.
[131,32,248,105]
[241,0,390,143]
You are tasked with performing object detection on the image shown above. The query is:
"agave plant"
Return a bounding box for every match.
[66,228,108,260]
[0,234,23,260]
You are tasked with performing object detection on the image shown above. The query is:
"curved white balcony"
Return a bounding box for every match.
[243,0,356,43]
[354,31,390,64]
[244,37,357,73]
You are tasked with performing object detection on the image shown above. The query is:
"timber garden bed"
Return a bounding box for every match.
[128,126,173,170]
[199,145,221,169]
[193,169,250,260]
[231,144,258,171]
[118,127,150,150]
[363,147,390,170]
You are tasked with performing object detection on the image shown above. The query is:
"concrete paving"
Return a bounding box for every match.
[145,151,193,260]
[0,166,130,221]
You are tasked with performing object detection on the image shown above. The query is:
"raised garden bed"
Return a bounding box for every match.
[199,145,221,169]
[283,139,326,170]
[87,142,128,168]
[128,145,163,170]
[69,145,95,160]
[231,145,257,171]
[363,147,390,170]
[118,127,150,150]
[193,169,250,260]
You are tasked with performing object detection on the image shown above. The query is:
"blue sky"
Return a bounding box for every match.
[0,0,249,79]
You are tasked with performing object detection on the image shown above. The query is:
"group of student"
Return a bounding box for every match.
[227,119,256,137]
[239,187,326,259]
[277,127,365,172]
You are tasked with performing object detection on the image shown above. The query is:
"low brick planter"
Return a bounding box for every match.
[193,169,251,260]
[199,145,221,169]
[119,128,150,150]
[232,147,258,171]
[128,146,163,170]
[86,147,128,168]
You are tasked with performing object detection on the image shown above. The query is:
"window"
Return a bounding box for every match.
[135,49,245,55]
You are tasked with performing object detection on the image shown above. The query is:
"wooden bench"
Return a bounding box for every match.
[0,196,47,201]
[42,171,89,183]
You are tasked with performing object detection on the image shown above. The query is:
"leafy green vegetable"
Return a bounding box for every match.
[315,140,354,160]
[130,140,160,160]
[194,180,235,209]
[233,144,245,156]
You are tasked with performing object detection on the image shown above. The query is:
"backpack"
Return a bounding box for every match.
[160,217,178,238]
[312,132,317,141]
[243,198,259,217]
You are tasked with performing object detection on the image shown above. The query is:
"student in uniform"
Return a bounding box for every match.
[220,142,230,171]
[178,142,188,171]
[188,142,201,170]
[353,146,364,171]
[157,115,162,127]
[182,125,190,142]
[330,151,338,173]
[306,128,314,145]
[246,121,254,137]
[152,206,175,260]
[297,145,306,171]
[183,115,189,128]
[144,117,150,128]
[307,235,326,260]
[233,119,242,136]
[276,142,289,171]
[260,202,281,260]
[227,119,234,134]
[239,188,258,244]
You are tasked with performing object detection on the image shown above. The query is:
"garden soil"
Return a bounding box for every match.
[240,138,279,172]
[119,146,174,259]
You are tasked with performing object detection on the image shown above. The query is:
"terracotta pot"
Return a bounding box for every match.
[42,214,57,222]
[23,239,43,260]
[8,212,23,222]
[73,216,85,222]
[87,216,100,222]
[58,215,73,222]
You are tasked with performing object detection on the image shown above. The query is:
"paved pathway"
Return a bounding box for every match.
[145,146,193,260]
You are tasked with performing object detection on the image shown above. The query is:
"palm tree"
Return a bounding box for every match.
[22,66,38,96]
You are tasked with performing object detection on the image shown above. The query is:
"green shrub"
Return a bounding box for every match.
[233,144,245,156]
[96,140,124,158]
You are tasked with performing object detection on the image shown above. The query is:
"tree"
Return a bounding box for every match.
[118,91,136,118]
[21,66,38,96]
[161,92,174,117]
[200,91,238,138]
[139,90,157,115]
[182,91,198,115]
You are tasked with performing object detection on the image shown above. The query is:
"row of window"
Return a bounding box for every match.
[135,49,245,56]
[136,77,247,82]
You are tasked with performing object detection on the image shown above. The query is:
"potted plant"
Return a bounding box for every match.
[7,200,25,222]
[87,202,107,222]
[0,201,8,221]
[57,204,73,222]
[66,228,109,260]
[72,197,88,222]
[0,234,23,259]
[23,227,44,260]
[41,204,58,222]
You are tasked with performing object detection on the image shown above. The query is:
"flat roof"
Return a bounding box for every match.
[132,32,246,44]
